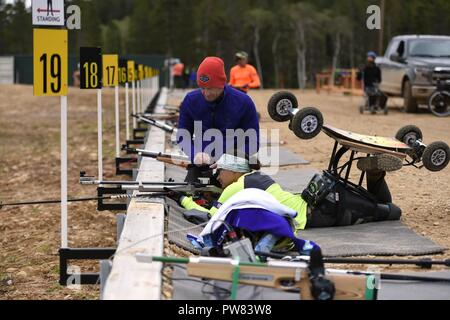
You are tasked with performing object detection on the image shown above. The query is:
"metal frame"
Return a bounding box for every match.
[115,157,137,176]
[59,248,116,286]
[327,141,366,186]
[97,186,128,211]
[133,128,148,140]
[125,139,144,152]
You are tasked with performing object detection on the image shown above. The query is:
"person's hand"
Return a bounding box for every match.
[193,153,212,166]
[164,188,185,205]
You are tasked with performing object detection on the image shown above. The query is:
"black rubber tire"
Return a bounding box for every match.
[359,106,364,114]
[291,107,324,140]
[403,80,418,113]
[428,91,450,117]
[267,91,298,122]
[422,141,450,172]
[395,125,423,146]
[384,107,389,115]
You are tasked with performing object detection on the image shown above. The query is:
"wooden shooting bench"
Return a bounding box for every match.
[102,88,169,300]
[316,68,364,96]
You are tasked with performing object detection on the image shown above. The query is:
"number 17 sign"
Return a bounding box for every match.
[33,28,68,96]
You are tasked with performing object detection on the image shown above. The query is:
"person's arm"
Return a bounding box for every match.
[229,67,236,87]
[376,66,382,83]
[176,95,196,161]
[239,97,260,154]
[248,66,261,89]
[181,178,245,217]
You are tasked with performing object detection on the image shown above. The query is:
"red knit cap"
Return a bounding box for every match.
[197,57,227,88]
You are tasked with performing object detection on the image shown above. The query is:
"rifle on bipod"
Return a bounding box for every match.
[0,193,167,211]
[132,114,177,134]
[79,172,222,195]
[121,145,190,168]
[137,112,179,121]
[137,253,450,300]
[256,251,450,270]
[136,249,375,300]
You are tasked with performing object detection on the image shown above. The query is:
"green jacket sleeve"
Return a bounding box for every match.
[180,176,246,217]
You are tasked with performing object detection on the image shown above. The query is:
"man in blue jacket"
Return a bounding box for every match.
[176,57,260,166]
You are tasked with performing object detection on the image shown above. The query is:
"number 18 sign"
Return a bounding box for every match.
[80,47,102,89]
[33,28,68,96]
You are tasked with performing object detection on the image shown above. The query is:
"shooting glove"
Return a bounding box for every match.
[164,188,185,205]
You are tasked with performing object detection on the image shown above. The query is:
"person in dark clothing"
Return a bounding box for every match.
[357,51,387,110]
[177,57,260,166]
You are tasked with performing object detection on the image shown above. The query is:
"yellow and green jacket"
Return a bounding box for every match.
[181,171,308,231]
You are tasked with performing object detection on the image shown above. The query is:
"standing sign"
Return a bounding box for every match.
[80,47,102,89]
[33,29,68,96]
[102,55,119,87]
[32,0,65,26]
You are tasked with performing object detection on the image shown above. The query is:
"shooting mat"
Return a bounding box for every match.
[165,166,446,257]
[167,199,446,257]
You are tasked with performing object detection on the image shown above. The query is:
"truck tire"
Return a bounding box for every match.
[403,80,418,113]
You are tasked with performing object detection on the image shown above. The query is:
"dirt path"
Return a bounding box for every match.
[0,85,124,299]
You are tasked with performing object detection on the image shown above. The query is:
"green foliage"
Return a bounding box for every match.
[0,0,32,54]
[2,0,450,87]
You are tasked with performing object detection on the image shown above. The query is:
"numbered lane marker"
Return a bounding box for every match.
[127,60,135,83]
[80,47,102,89]
[102,54,119,87]
[33,29,68,96]
[138,64,144,81]
[119,59,128,85]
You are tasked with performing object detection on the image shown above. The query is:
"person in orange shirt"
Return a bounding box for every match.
[229,51,261,93]
[172,61,185,88]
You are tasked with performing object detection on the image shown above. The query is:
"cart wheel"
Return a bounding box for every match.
[422,141,450,172]
[291,107,324,140]
[384,107,389,115]
[359,106,364,114]
[267,91,298,122]
[395,125,423,146]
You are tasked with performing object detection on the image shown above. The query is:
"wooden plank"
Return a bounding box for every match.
[103,88,168,300]
[336,138,407,159]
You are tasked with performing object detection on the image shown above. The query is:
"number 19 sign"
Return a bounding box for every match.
[33,29,68,96]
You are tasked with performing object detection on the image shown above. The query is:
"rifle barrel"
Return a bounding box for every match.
[255,251,450,268]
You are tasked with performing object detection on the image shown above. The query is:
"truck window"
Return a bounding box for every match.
[409,39,450,57]
[386,40,399,58]
[397,41,406,57]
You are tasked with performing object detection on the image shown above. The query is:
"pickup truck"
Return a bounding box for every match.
[377,35,450,113]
